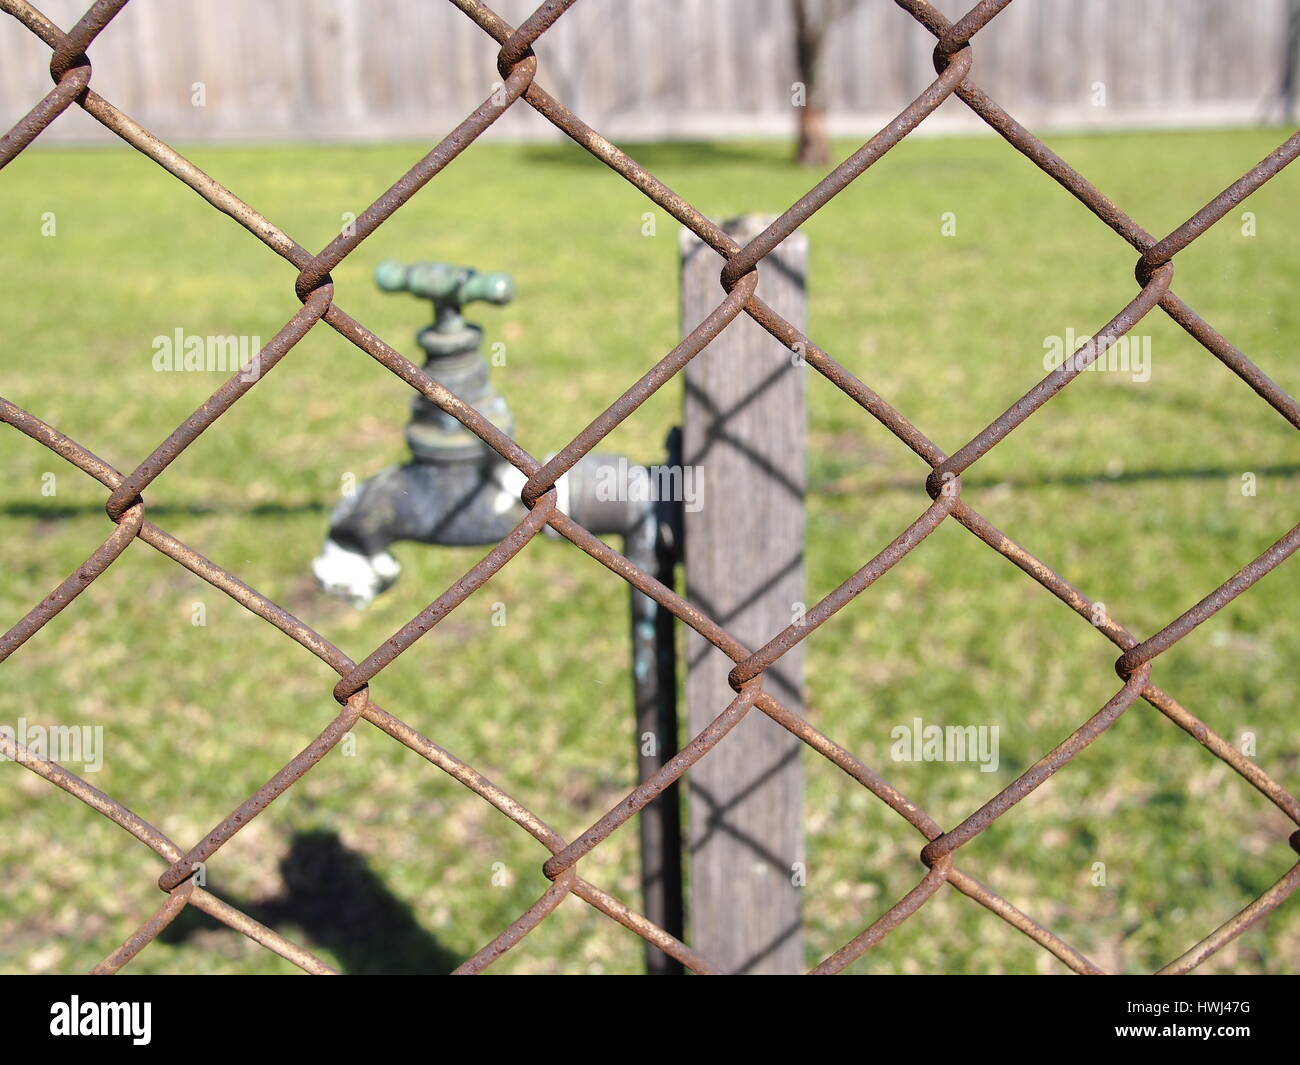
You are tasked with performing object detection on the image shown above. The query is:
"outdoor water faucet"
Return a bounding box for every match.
[313,260,655,607]
[312,258,685,974]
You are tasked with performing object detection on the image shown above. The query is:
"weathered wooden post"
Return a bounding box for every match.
[680,216,807,974]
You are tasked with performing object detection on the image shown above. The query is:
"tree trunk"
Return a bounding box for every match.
[792,0,833,168]
[796,104,830,168]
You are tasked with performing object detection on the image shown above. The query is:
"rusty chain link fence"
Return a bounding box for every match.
[2,0,1299,975]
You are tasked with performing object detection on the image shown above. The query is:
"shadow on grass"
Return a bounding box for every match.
[159,828,462,974]
[519,139,792,172]
[1,500,327,520]
[814,462,1300,496]
[10,463,1299,524]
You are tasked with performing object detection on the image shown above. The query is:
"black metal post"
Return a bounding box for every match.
[626,429,684,974]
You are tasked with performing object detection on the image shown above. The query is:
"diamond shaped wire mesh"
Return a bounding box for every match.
[1,0,1298,975]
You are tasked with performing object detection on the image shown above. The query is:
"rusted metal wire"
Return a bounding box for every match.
[1,0,1297,975]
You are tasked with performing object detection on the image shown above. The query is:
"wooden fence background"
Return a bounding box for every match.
[2,0,1298,145]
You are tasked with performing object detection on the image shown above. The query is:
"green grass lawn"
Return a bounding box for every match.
[0,127,1297,974]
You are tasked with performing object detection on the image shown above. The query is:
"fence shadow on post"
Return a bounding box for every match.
[681,216,808,974]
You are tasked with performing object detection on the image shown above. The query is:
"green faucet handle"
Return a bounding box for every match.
[376,260,514,311]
